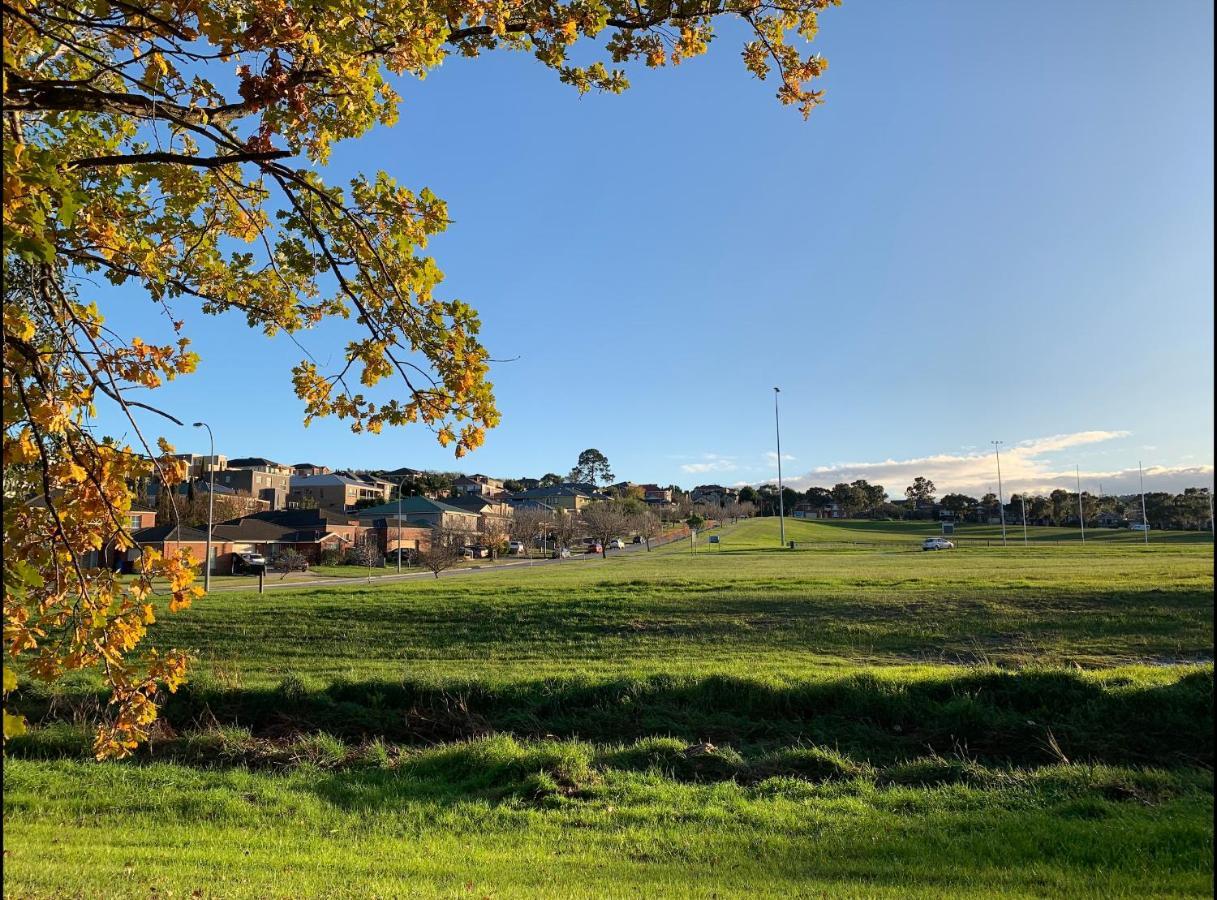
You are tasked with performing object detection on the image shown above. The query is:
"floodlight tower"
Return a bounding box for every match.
[991,441,1007,546]
[774,387,785,547]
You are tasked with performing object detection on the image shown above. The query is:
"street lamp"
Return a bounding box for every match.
[1076,464,1086,544]
[396,475,411,573]
[774,387,785,547]
[991,440,1006,546]
[192,421,215,591]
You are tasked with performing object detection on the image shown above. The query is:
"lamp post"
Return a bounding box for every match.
[396,475,411,573]
[1076,464,1086,544]
[192,421,215,591]
[1020,494,1028,546]
[774,387,785,547]
[991,440,1006,546]
[1138,461,1149,545]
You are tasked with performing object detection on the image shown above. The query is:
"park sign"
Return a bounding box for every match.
[708,535,720,544]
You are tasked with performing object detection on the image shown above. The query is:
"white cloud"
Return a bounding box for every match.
[680,453,738,475]
[778,430,1212,497]
[764,451,797,463]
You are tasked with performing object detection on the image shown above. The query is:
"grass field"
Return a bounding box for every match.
[4,518,1214,897]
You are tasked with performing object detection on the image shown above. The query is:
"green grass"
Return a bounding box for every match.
[5,518,1213,897]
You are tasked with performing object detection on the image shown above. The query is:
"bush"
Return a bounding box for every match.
[319,547,345,567]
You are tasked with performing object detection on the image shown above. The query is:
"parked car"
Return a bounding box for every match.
[232,551,267,574]
[922,537,955,551]
[551,547,571,559]
[605,539,626,550]
[1129,523,1151,532]
[586,543,603,554]
[461,545,490,559]
[632,535,643,544]
[508,540,526,554]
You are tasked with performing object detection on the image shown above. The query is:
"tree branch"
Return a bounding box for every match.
[69,149,290,169]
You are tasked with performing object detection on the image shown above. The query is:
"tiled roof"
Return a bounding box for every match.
[354,497,477,518]
[132,524,211,543]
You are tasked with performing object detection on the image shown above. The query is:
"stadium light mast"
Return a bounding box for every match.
[991,441,1007,546]
[774,387,785,547]
[1138,461,1149,545]
[1020,494,1028,546]
[1076,464,1086,544]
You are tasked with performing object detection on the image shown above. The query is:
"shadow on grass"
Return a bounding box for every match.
[11,668,1213,769]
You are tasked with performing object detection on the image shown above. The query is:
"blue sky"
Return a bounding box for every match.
[92,0,1214,497]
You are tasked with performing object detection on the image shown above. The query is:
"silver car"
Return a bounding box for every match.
[922,537,955,551]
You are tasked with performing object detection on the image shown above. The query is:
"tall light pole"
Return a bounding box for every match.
[1020,494,1028,546]
[1076,464,1085,544]
[774,387,785,547]
[1138,461,1149,545]
[991,440,1006,546]
[192,421,215,591]
[396,475,410,573]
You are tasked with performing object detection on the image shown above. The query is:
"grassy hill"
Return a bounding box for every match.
[4,519,1213,897]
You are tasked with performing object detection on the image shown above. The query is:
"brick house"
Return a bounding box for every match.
[127,523,233,575]
[289,473,392,511]
[213,508,364,566]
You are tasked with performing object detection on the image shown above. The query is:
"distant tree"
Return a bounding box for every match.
[417,530,465,579]
[480,515,512,560]
[156,486,250,527]
[905,477,936,505]
[830,482,866,517]
[737,501,757,519]
[539,473,564,488]
[980,493,1000,521]
[624,485,647,502]
[635,510,663,551]
[780,487,800,514]
[851,479,887,515]
[581,502,631,558]
[550,510,582,555]
[939,493,976,519]
[347,533,384,568]
[803,486,833,509]
[876,498,905,520]
[502,479,526,494]
[1028,495,1052,524]
[510,507,553,556]
[1049,489,1072,525]
[569,449,613,487]
[738,485,759,505]
[272,549,309,578]
[686,513,705,531]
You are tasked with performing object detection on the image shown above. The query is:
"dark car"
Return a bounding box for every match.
[232,551,267,575]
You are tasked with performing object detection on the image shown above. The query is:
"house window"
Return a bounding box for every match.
[129,514,141,529]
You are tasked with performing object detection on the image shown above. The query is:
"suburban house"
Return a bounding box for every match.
[792,501,845,519]
[447,494,515,535]
[338,471,395,502]
[212,457,292,510]
[639,484,674,506]
[193,480,269,515]
[126,506,157,530]
[507,483,603,513]
[290,472,393,511]
[370,520,433,561]
[691,485,739,506]
[453,474,505,499]
[354,496,480,534]
[126,523,232,575]
[291,462,332,477]
[213,508,365,566]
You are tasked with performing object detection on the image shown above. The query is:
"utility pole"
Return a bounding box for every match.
[1076,464,1085,544]
[774,387,785,547]
[192,421,215,591]
[1020,494,1028,546]
[396,475,410,573]
[1138,461,1149,545]
[992,441,1006,546]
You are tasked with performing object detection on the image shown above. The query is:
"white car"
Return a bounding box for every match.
[508,541,526,554]
[1129,523,1150,532]
[922,538,955,551]
[605,539,626,550]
